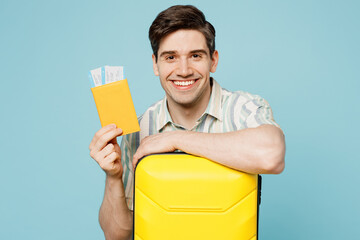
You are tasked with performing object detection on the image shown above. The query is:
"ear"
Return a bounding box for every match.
[210,50,219,73]
[152,54,159,76]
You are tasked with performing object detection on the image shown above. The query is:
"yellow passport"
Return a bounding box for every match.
[91,79,140,135]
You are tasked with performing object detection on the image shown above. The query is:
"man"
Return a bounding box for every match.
[89,5,285,240]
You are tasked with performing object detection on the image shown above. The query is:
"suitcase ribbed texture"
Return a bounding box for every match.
[134,154,258,240]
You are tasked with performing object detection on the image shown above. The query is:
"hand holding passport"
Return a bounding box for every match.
[89,66,140,135]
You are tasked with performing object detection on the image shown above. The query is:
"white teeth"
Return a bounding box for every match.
[173,80,195,86]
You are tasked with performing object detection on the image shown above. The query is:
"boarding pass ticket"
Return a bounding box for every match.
[89,66,124,87]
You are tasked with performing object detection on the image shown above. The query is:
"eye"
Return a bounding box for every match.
[166,55,175,60]
[192,54,201,59]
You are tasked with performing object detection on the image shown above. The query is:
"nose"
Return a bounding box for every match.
[176,57,194,78]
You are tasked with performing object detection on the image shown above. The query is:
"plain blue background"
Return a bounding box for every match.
[1,0,359,239]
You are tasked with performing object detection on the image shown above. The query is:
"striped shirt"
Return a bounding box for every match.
[120,78,280,210]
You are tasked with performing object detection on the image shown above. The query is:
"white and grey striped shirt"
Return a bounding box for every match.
[120,79,280,210]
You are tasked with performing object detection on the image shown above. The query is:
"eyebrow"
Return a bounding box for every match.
[159,49,209,58]
[159,51,176,58]
[190,49,208,56]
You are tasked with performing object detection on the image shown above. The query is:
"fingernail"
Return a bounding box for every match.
[110,124,116,129]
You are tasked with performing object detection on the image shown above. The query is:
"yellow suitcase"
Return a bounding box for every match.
[134,153,261,240]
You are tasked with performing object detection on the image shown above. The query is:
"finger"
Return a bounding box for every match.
[110,136,119,145]
[92,128,123,153]
[100,152,120,172]
[91,143,113,165]
[90,129,122,160]
[132,155,138,171]
[132,149,146,171]
[132,135,160,169]
[89,124,117,150]
[97,143,115,160]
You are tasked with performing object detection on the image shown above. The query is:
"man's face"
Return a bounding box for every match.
[152,29,218,109]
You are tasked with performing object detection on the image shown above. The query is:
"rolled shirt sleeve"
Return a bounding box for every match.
[242,95,280,129]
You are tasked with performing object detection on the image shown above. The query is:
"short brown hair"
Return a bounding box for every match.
[149,5,216,61]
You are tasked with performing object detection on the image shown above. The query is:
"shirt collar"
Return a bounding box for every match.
[157,96,173,132]
[157,78,223,132]
[203,78,223,122]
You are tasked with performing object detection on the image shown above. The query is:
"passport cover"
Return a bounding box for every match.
[91,79,140,135]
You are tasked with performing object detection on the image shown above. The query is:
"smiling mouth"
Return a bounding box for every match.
[172,80,196,86]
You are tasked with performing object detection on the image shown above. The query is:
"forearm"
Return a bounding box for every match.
[99,176,133,240]
[174,124,285,174]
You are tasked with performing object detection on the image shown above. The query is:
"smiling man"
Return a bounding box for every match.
[152,29,216,130]
[89,5,285,240]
